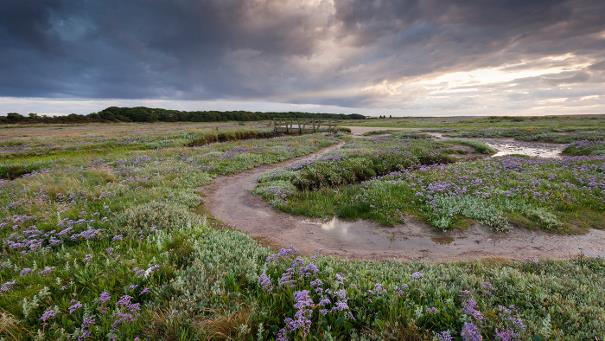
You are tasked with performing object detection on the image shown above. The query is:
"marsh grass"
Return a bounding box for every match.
[186,129,278,146]
[1,123,604,339]
[0,125,338,339]
[258,136,604,233]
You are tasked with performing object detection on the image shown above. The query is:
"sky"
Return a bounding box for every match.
[1,0,605,116]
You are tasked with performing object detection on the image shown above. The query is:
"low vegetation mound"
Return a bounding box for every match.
[187,130,278,146]
[257,135,604,233]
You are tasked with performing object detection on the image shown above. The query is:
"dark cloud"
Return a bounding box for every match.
[0,0,604,110]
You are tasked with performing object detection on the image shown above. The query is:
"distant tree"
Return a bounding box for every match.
[6,113,24,122]
[1,106,367,124]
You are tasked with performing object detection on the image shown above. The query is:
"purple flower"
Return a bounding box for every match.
[267,247,296,263]
[20,268,32,276]
[133,268,145,277]
[98,291,111,303]
[310,279,323,294]
[427,181,452,193]
[481,281,493,293]
[335,273,345,285]
[258,272,273,292]
[83,254,93,263]
[40,308,56,322]
[73,228,102,241]
[437,331,453,341]
[463,299,484,321]
[411,271,423,280]
[426,306,439,314]
[112,234,123,241]
[127,303,141,314]
[69,300,82,314]
[369,282,386,295]
[144,264,160,278]
[275,328,288,341]
[496,330,518,341]
[40,266,54,276]
[112,312,134,330]
[510,317,525,332]
[0,280,17,293]
[139,287,150,296]
[116,295,133,307]
[300,262,319,277]
[319,298,331,306]
[78,316,95,340]
[461,322,482,341]
[106,247,114,255]
[282,290,314,336]
[395,284,409,296]
[293,290,313,310]
[331,289,349,312]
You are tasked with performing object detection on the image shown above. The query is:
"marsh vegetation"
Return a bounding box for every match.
[0,120,604,339]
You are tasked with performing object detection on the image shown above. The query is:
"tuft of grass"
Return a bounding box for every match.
[446,139,496,155]
[187,129,278,146]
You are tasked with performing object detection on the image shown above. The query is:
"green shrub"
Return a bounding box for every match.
[117,201,204,234]
[187,130,278,146]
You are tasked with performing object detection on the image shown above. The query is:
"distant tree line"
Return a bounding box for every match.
[0,107,366,124]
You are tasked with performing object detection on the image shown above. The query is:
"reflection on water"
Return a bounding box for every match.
[486,142,564,158]
[425,132,565,158]
[321,216,348,232]
[306,216,605,260]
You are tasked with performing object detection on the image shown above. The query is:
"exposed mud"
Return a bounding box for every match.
[202,142,605,262]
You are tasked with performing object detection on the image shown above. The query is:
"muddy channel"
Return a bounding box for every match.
[202,134,604,262]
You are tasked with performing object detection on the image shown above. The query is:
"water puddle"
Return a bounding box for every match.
[425,132,565,158]
[306,216,605,261]
[485,141,565,158]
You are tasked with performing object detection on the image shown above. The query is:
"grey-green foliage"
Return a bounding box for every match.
[118,201,204,234]
[427,194,511,232]
[254,180,297,206]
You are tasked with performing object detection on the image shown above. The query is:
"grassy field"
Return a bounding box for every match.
[344,115,605,144]
[258,133,604,233]
[1,122,604,339]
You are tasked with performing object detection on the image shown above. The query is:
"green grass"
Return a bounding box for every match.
[258,136,604,233]
[1,122,604,339]
[344,115,605,130]
[562,140,605,156]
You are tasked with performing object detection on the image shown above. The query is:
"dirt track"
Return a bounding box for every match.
[202,141,605,262]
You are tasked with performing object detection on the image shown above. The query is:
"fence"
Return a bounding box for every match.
[272,119,339,134]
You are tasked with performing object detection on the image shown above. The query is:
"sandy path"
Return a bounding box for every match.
[202,141,605,262]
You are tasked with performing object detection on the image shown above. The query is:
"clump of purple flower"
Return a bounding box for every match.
[40,307,57,323]
[69,300,82,314]
[411,271,423,280]
[463,298,484,321]
[0,280,16,293]
[281,290,314,337]
[436,331,453,341]
[258,272,273,292]
[461,322,482,341]
[98,291,111,303]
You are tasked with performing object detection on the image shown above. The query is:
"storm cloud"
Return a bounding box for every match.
[1,0,604,115]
